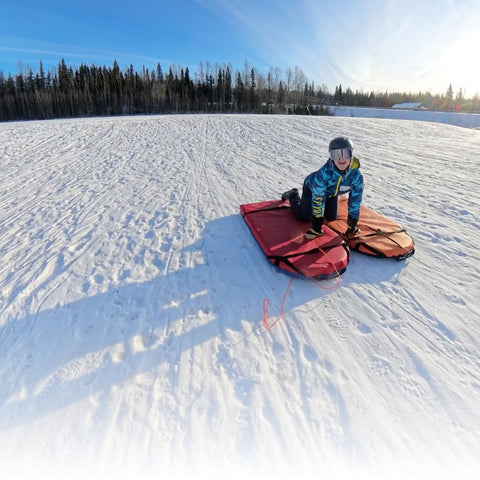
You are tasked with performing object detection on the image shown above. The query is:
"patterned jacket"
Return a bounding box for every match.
[305,157,364,219]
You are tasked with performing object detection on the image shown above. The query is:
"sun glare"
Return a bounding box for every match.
[441,28,480,95]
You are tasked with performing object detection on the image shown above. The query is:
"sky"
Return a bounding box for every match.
[1,0,480,96]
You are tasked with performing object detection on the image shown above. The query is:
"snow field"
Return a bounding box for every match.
[0,114,479,479]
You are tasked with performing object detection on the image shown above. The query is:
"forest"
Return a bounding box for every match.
[1,59,479,122]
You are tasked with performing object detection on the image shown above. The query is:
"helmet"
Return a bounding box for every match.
[329,136,354,152]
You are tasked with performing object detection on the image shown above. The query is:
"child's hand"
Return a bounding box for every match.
[344,225,360,236]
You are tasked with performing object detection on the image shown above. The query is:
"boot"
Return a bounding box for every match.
[281,188,299,201]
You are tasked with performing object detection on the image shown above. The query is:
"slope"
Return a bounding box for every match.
[0,114,479,479]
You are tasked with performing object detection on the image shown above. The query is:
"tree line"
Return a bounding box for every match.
[1,59,479,122]
[332,83,480,112]
[0,59,329,122]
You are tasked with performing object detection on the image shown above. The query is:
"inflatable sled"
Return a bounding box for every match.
[326,196,415,260]
[240,199,349,280]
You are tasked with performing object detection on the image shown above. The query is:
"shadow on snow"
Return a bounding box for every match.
[0,213,406,430]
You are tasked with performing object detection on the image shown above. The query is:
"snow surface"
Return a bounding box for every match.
[330,105,480,130]
[0,114,479,479]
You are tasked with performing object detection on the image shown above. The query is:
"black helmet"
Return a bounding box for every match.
[329,136,353,152]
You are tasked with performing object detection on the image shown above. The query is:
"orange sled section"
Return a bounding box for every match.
[326,196,415,260]
[240,199,349,280]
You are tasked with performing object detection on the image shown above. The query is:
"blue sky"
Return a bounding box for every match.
[1,0,480,96]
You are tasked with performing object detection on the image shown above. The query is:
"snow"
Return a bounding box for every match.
[330,105,480,130]
[0,113,479,479]
[391,103,424,109]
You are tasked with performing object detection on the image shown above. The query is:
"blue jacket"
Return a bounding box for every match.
[305,157,364,219]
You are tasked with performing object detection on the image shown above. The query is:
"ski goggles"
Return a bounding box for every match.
[330,148,353,162]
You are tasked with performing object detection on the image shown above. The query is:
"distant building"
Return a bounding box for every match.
[391,102,426,110]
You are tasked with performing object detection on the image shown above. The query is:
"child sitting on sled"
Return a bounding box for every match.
[281,136,364,240]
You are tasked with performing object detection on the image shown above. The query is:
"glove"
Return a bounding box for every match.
[306,216,324,239]
[344,225,360,236]
[345,215,359,236]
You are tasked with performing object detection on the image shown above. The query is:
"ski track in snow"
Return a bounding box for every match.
[0,114,479,479]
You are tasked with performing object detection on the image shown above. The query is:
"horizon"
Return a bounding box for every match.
[2,56,478,101]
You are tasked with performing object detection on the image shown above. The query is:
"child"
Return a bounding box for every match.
[282,136,364,239]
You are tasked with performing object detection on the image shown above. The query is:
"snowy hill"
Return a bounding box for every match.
[0,114,479,479]
[330,105,480,129]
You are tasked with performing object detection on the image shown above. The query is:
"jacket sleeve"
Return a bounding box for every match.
[347,170,364,219]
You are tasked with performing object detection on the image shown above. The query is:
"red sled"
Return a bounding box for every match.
[326,197,415,260]
[240,199,349,280]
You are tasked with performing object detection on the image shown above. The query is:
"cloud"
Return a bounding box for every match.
[195,0,480,94]
[0,42,172,73]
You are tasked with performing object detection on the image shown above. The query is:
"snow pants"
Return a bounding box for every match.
[289,181,338,222]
